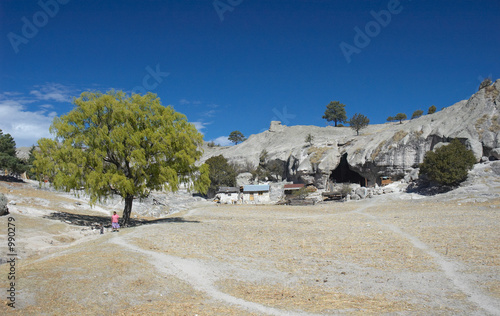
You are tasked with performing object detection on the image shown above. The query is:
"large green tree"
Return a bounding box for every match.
[322,101,347,127]
[228,131,246,145]
[205,155,237,197]
[33,91,209,225]
[0,130,25,176]
[419,139,476,186]
[348,113,370,135]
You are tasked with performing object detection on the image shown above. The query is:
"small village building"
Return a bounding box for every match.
[379,176,393,186]
[242,184,270,204]
[215,186,240,204]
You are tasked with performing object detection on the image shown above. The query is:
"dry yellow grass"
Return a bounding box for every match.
[1,181,499,315]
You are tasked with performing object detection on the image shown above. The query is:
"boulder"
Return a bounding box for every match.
[491,148,500,160]
[355,187,367,199]
[236,172,253,186]
[0,193,9,216]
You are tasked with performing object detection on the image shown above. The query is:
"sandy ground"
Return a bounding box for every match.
[0,180,500,315]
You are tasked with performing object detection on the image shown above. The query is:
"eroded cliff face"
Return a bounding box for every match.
[202,80,500,188]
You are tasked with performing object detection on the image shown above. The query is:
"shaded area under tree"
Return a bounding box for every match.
[43,211,200,228]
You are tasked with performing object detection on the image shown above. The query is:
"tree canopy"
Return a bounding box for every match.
[322,101,347,127]
[411,110,424,119]
[305,133,314,146]
[394,113,407,124]
[419,139,476,186]
[428,105,437,114]
[33,91,209,225]
[228,131,246,145]
[0,130,25,176]
[205,155,236,198]
[348,113,370,135]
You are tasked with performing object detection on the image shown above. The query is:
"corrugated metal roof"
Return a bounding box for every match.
[284,184,304,189]
[243,184,269,192]
[217,187,239,193]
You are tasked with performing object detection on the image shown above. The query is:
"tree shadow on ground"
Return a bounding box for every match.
[406,179,454,196]
[43,211,200,228]
[0,176,25,183]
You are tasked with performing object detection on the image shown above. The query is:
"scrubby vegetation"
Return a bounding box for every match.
[419,139,476,186]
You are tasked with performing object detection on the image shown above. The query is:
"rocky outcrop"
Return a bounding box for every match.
[202,79,500,188]
[0,193,9,216]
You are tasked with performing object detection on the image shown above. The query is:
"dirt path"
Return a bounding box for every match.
[355,205,500,315]
[111,233,320,316]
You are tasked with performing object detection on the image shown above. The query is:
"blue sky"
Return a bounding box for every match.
[1,0,499,147]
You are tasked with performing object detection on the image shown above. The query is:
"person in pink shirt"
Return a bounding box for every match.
[111,211,120,232]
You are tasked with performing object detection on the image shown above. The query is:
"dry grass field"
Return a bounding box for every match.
[1,180,500,315]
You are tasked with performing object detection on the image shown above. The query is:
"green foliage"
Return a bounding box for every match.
[207,141,220,147]
[419,139,476,186]
[322,101,347,127]
[387,116,395,122]
[24,146,37,179]
[251,150,284,182]
[305,133,314,146]
[394,113,407,124]
[0,130,26,176]
[33,90,208,225]
[292,187,310,199]
[228,130,246,145]
[479,78,492,91]
[411,110,424,119]
[205,155,236,197]
[428,105,437,114]
[340,184,351,197]
[348,113,370,135]
[266,159,284,181]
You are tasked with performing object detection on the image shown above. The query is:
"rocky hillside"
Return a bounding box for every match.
[202,79,500,189]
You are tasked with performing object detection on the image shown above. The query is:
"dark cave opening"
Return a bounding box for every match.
[330,153,366,187]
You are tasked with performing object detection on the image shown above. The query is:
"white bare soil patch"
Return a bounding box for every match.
[1,179,499,315]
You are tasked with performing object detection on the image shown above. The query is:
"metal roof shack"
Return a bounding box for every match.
[243,185,269,192]
[217,187,239,193]
[284,184,304,190]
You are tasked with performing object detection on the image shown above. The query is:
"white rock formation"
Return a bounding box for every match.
[202,80,500,188]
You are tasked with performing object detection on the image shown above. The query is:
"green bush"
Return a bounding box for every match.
[419,139,476,186]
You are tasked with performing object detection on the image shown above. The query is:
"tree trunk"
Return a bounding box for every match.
[122,195,133,226]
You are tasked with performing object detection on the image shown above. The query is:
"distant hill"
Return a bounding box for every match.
[202,79,500,189]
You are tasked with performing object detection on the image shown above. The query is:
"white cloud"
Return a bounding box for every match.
[29,83,74,103]
[211,136,232,146]
[192,121,207,134]
[0,99,55,147]
[179,99,202,106]
[203,109,216,117]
